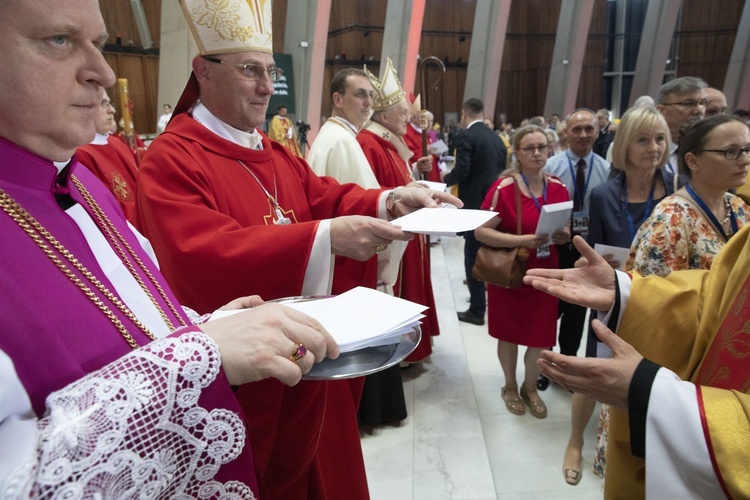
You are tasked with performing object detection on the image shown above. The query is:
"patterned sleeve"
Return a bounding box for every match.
[4,332,254,499]
[627,198,693,277]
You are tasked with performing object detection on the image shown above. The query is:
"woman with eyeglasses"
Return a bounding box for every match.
[560,105,676,486]
[475,125,570,418]
[626,115,750,276]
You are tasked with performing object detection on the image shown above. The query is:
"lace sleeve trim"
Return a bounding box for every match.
[4,333,254,499]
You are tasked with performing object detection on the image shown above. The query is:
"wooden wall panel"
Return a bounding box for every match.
[98,0,161,48]
[677,0,743,89]
[104,53,160,135]
[97,0,744,134]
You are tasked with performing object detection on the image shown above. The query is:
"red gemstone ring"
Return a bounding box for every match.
[289,343,308,363]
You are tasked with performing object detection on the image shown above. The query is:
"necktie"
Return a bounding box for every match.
[575,158,586,211]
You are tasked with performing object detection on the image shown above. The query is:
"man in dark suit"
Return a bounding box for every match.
[442,98,506,325]
[592,108,615,158]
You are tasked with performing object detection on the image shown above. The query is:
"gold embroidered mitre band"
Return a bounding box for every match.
[365,57,406,111]
[180,0,273,55]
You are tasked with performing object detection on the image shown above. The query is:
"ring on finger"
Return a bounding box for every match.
[375,244,388,253]
[289,343,308,363]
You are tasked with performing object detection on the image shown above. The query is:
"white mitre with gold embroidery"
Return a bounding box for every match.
[180,0,273,55]
[365,57,406,111]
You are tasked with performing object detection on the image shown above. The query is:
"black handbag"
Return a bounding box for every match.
[472,176,529,288]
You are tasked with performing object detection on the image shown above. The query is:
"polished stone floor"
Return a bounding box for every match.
[361,236,604,499]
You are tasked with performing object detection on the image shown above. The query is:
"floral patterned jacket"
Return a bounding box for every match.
[625,192,749,277]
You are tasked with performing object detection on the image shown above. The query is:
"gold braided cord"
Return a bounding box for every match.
[0,187,156,350]
[71,176,186,329]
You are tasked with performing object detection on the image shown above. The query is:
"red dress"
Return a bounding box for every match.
[481,176,570,347]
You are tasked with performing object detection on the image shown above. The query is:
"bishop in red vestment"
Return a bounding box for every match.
[76,89,139,222]
[135,4,460,498]
[359,60,441,363]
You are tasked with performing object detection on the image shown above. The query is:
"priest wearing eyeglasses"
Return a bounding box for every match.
[136,1,461,498]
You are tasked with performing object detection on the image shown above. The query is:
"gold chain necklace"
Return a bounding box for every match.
[71,177,186,330]
[0,178,183,349]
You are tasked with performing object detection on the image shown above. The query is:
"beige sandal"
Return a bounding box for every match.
[563,443,583,485]
[501,386,525,415]
[520,389,548,418]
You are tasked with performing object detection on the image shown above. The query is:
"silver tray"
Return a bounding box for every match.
[270,295,422,380]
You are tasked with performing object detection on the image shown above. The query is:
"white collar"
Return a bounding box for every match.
[90,133,109,146]
[192,102,263,150]
[409,122,422,133]
[54,159,71,174]
[329,115,359,135]
[466,119,483,129]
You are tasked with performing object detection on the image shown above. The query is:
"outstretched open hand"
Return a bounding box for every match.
[523,235,616,311]
[537,320,643,409]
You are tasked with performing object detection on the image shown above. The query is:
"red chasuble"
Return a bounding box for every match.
[136,113,377,499]
[76,136,139,223]
[404,124,441,183]
[357,129,440,362]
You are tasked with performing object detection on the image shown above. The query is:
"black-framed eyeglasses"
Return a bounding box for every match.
[661,98,710,108]
[519,145,548,154]
[202,55,283,83]
[346,89,376,100]
[697,145,750,160]
[101,99,114,109]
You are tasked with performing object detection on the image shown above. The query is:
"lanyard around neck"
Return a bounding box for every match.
[621,173,657,241]
[685,183,737,241]
[520,172,547,212]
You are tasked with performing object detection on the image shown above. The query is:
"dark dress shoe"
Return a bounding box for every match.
[457,310,485,326]
[536,375,549,391]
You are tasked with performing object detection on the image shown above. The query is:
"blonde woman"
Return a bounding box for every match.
[627,115,750,276]
[562,105,674,485]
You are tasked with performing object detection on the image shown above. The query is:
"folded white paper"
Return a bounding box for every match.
[414,180,448,192]
[209,287,427,353]
[283,287,426,352]
[390,207,497,236]
[594,243,630,271]
[535,201,573,243]
[427,139,449,155]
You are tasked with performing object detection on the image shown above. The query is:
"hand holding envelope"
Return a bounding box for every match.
[390,207,497,237]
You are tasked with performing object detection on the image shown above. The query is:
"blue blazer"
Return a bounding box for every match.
[587,168,678,248]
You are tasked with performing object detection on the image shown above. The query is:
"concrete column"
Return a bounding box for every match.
[283,0,331,144]
[463,0,511,119]
[629,0,682,105]
[381,0,427,94]
[724,0,750,111]
[543,0,596,117]
[156,0,192,122]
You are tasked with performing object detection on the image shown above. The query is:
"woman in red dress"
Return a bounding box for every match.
[475,125,571,418]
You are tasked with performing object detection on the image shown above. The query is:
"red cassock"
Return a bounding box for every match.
[357,128,440,362]
[136,113,376,499]
[75,136,139,223]
[403,125,442,183]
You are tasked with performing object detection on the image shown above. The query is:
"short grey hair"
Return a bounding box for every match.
[655,77,707,104]
[633,95,655,107]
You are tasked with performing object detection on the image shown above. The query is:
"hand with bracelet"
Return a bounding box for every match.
[386,186,462,220]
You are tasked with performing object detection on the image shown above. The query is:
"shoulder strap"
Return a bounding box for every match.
[489,178,504,211]
[510,175,522,235]
[490,175,522,235]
